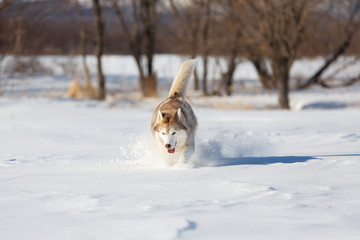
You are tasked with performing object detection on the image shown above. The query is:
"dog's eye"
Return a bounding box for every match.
[162,132,165,135]
[172,132,176,135]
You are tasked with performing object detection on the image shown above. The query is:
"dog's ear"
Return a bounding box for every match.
[156,110,163,123]
[177,108,184,122]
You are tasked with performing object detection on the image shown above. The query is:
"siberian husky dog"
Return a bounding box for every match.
[151,59,198,166]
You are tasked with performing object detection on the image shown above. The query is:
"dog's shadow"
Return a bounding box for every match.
[191,153,360,168]
[204,155,316,167]
[191,139,317,167]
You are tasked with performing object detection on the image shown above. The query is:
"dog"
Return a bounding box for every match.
[151,59,198,166]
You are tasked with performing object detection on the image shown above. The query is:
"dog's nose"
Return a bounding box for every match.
[165,144,171,149]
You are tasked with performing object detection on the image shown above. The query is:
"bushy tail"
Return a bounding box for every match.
[168,59,197,98]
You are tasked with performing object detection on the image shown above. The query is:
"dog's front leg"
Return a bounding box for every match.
[182,144,195,164]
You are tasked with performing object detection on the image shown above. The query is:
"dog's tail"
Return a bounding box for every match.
[168,59,197,98]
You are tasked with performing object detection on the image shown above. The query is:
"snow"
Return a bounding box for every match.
[1,55,360,239]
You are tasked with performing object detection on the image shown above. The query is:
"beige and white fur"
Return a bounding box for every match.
[151,59,198,166]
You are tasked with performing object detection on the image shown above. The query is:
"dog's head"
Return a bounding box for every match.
[153,108,187,154]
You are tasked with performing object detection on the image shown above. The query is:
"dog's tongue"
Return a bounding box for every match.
[168,148,175,154]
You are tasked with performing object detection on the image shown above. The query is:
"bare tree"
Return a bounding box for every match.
[299,0,360,89]
[168,0,218,95]
[215,0,276,91]
[73,0,96,98]
[244,0,310,109]
[200,0,212,96]
[92,0,106,100]
[251,57,275,89]
[168,0,201,90]
[217,0,244,96]
[111,0,158,97]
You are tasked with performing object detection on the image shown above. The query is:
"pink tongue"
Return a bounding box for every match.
[168,148,175,154]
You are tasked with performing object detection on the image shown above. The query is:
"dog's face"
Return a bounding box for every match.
[154,125,187,154]
[153,109,187,154]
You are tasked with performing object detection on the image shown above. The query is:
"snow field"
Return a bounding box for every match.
[1,54,360,239]
[1,98,360,239]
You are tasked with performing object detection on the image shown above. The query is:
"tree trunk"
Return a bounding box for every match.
[273,62,290,109]
[142,0,155,77]
[92,0,105,100]
[141,74,157,97]
[252,58,274,89]
[74,0,95,98]
[298,35,354,89]
[224,26,241,96]
[139,0,157,97]
[202,57,208,96]
[201,0,211,96]
[224,59,237,96]
[277,75,290,109]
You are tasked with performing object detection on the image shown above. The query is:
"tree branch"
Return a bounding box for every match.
[299,0,360,89]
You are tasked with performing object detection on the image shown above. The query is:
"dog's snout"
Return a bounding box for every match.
[165,144,171,149]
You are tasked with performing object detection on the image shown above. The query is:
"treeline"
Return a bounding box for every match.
[1,0,360,109]
[0,1,179,55]
[1,0,360,56]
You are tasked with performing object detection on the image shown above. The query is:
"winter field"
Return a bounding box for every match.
[1,55,360,239]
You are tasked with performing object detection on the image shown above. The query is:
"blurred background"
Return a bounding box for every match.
[0,0,360,109]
